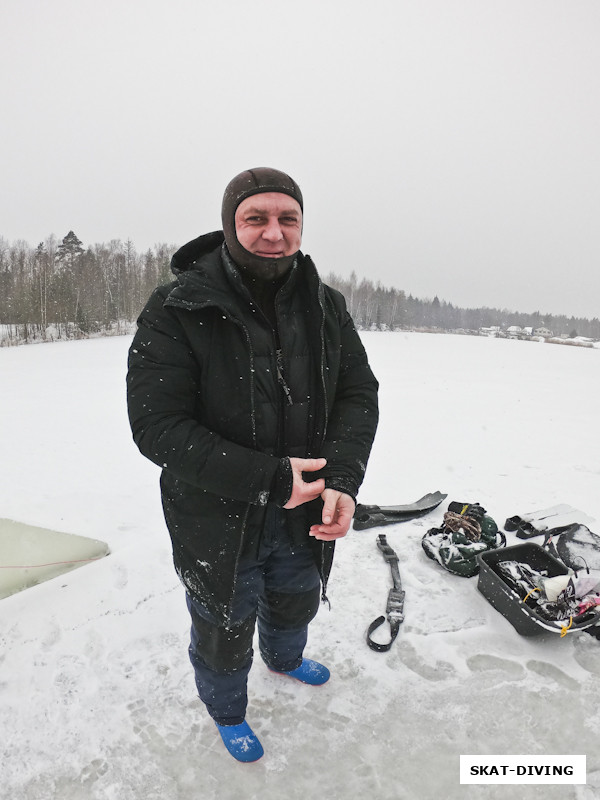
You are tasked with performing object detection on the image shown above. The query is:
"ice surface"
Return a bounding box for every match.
[1,333,599,799]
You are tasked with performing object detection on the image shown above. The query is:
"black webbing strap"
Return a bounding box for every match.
[366,534,405,652]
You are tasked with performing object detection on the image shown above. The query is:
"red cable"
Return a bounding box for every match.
[0,556,105,569]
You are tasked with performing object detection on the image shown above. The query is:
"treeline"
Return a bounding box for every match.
[323,271,600,339]
[0,232,176,344]
[1,232,599,346]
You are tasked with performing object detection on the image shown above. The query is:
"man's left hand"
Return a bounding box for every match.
[309,489,355,541]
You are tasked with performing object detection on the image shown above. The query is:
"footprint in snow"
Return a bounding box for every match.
[80,758,109,786]
[572,636,600,677]
[526,660,580,691]
[466,654,526,681]
[389,640,456,681]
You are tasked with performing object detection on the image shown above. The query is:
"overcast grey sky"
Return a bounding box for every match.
[2,0,599,319]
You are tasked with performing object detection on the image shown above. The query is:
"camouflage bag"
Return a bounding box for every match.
[422,502,505,578]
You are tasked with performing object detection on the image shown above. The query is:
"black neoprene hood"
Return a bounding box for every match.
[221,167,303,277]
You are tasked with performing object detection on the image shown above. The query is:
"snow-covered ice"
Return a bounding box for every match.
[1,332,599,799]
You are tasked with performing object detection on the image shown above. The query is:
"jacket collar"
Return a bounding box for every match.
[166,231,317,319]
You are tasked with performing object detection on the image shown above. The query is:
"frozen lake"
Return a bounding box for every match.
[1,331,598,799]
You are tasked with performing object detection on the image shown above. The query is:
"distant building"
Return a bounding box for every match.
[534,327,553,337]
[479,326,501,337]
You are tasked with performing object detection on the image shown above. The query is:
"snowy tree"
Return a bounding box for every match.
[55,230,84,271]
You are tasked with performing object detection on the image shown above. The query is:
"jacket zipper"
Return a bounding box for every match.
[316,284,331,603]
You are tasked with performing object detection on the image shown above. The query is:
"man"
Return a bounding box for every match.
[127,167,378,762]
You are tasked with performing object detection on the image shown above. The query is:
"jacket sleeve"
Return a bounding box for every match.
[317,293,379,501]
[126,286,281,506]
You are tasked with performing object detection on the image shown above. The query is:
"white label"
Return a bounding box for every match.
[460,755,586,784]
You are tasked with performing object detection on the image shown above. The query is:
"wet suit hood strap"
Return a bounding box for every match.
[367,534,405,652]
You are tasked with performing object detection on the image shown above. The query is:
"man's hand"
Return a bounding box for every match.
[283,457,327,509]
[309,489,355,541]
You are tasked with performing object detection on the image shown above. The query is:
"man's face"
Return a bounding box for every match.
[234,192,302,259]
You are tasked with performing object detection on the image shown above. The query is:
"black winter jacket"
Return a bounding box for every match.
[127,232,379,624]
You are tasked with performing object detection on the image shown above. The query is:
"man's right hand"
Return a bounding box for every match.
[283,457,327,509]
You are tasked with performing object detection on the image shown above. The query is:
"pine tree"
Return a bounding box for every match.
[56,230,84,271]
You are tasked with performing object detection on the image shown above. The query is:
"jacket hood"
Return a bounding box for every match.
[170,231,225,275]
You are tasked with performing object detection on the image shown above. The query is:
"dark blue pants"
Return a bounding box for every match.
[187,505,321,725]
